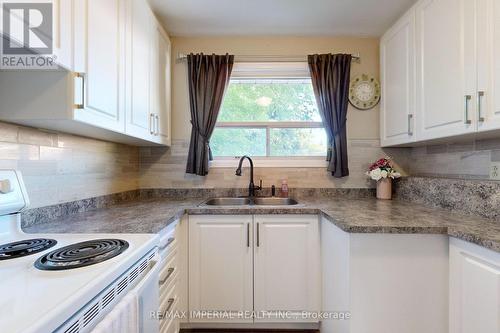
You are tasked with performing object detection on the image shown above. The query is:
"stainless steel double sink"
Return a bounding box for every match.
[201,197,299,206]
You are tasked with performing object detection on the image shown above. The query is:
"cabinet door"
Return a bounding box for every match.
[449,239,500,333]
[415,0,476,140]
[73,0,125,132]
[53,0,73,70]
[477,0,500,132]
[254,215,320,322]
[156,27,172,145]
[125,0,154,140]
[188,215,253,323]
[380,9,416,147]
[148,20,161,144]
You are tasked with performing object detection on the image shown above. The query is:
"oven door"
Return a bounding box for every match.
[134,259,161,333]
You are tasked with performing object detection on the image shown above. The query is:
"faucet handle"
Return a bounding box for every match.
[258,179,263,190]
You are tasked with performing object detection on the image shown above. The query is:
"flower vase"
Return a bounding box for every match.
[376,178,392,200]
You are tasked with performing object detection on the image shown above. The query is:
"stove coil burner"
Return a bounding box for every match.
[0,238,57,260]
[35,239,129,270]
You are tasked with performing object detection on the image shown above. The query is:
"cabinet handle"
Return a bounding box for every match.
[159,267,175,285]
[478,91,485,122]
[247,223,250,247]
[74,72,85,109]
[407,114,413,136]
[256,222,260,247]
[149,114,154,134]
[464,95,472,125]
[155,114,160,135]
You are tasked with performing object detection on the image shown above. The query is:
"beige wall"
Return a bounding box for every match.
[171,36,381,141]
[1,37,403,208]
[140,35,410,190]
[0,122,139,208]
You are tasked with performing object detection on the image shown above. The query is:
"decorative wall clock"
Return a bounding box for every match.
[349,74,381,110]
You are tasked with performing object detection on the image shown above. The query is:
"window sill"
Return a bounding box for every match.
[210,157,328,168]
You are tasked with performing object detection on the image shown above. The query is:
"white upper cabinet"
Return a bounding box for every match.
[415,0,475,141]
[381,0,500,146]
[125,0,154,141]
[52,0,73,70]
[73,0,126,133]
[156,27,172,146]
[253,215,320,322]
[148,22,172,145]
[477,0,500,132]
[380,9,416,146]
[0,0,172,146]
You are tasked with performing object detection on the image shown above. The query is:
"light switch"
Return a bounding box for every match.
[0,179,13,194]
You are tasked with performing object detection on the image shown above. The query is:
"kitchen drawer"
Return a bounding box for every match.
[160,266,178,301]
[159,248,178,293]
[160,278,180,333]
[159,221,179,259]
[160,240,178,265]
[160,309,179,333]
[159,220,179,246]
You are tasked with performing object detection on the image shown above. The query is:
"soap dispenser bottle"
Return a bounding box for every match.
[280,179,289,198]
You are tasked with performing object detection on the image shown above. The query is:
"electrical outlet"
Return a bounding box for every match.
[490,162,500,180]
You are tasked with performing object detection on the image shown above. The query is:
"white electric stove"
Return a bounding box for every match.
[0,170,160,333]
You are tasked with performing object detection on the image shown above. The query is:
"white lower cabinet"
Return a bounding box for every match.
[254,215,320,322]
[188,215,254,323]
[158,216,188,333]
[449,238,500,333]
[320,216,449,333]
[188,214,321,325]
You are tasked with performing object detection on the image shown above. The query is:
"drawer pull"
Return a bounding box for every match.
[159,267,175,285]
[165,237,175,247]
[160,237,175,250]
[165,298,175,312]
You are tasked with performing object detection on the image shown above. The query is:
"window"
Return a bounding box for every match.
[211,63,326,166]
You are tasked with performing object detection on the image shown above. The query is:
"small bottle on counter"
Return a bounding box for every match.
[271,185,276,197]
[280,179,288,198]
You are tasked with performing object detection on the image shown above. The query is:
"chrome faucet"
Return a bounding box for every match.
[235,155,262,197]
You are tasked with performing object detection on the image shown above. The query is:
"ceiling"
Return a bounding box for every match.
[149,0,417,37]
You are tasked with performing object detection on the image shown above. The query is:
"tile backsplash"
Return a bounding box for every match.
[139,139,410,189]
[0,121,139,208]
[408,137,500,180]
[6,121,500,210]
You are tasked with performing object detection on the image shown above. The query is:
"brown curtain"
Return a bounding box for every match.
[308,54,352,178]
[186,53,234,176]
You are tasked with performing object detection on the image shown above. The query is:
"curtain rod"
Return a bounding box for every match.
[176,52,361,63]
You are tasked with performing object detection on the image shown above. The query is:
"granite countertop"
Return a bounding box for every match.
[23,196,500,253]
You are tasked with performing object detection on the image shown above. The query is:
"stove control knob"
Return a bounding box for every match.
[0,179,13,194]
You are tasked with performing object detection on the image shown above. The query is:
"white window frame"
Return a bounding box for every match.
[211,63,327,168]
